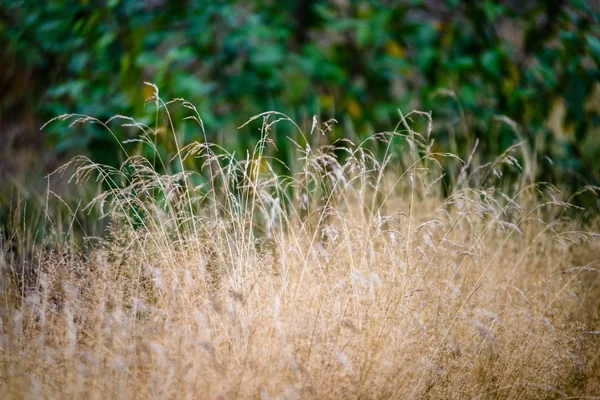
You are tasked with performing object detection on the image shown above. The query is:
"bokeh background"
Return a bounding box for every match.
[1,0,600,200]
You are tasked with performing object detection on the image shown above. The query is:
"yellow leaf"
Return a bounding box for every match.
[546,99,574,138]
[508,61,520,81]
[319,94,333,109]
[385,40,405,58]
[142,84,154,101]
[248,157,268,178]
[347,98,362,118]
[502,78,516,93]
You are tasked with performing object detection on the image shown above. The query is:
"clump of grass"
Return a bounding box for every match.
[1,87,599,398]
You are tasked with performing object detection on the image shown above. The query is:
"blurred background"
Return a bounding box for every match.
[1,0,599,209]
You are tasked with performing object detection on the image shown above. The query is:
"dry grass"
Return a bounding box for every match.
[1,90,599,399]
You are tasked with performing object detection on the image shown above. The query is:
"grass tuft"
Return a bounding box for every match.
[1,97,599,398]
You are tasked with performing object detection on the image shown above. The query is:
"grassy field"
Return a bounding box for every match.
[1,93,599,398]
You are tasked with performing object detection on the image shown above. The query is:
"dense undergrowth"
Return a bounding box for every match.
[1,90,599,398]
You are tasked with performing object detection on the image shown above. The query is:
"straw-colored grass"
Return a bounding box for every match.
[1,88,599,399]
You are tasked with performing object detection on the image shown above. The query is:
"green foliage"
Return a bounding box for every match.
[1,0,599,192]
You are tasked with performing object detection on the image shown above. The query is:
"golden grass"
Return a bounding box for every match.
[1,93,599,399]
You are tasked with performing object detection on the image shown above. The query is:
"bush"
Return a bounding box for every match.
[1,0,599,193]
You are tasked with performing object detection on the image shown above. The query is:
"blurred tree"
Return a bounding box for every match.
[0,0,599,195]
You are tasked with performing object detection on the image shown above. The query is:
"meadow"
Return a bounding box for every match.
[1,89,599,398]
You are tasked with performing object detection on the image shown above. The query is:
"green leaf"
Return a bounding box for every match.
[166,46,196,64]
[453,56,475,71]
[47,80,86,98]
[96,32,116,51]
[564,77,586,122]
[251,44,284,67]
[172,75,215,97]
[356,20,371,47]
[482,0,504,21]
[135,52,162,68]
[415,47,436,70]
[586,34,600,64]
[68,53,88,73]
[481,50,500,77]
